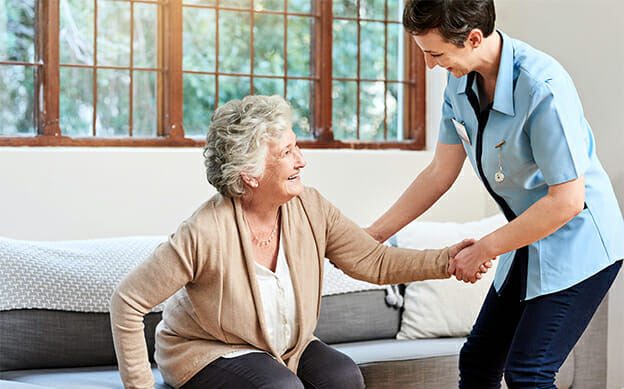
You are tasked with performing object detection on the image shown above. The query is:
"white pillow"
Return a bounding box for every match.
[395,214,507,339]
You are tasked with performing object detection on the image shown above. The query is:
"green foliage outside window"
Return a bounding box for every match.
[0,0,36,135]
[0,0,409,144]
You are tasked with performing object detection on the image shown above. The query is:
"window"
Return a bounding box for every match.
[0,0,425,149]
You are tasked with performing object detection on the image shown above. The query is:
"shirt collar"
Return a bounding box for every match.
[492,30,515,116]
[456,30,515,117]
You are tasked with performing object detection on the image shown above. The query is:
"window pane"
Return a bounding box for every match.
[134,3,158,69]
[133,71,157,137]
[255,0,283,11]
[288,0,311,14]
[287,79,312,139]
[360,81,385,140]
[253,77,284,97]
[332,20,357,78]
[287,16,311,77]
[253,13,284,76]
[360,0,385,20]
[0,0,35,63]
[387,23,403,81]
[386,82,401,140]
[96,69,130,136]
[183,7,216,72]
[333,0,357,18]
[183,73,215,137]
[219,11,250,74]
[60,0,94,65]
[218,75,250,106]
[332,81,357,139]
[60,67,93,136]
[232,0,252,8]
[0,65,35,135]
[360,21,385,80]
[217,0,250,9]
[388,0,402,22]
[97,1,130,67]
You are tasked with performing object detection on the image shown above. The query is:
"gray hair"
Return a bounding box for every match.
[203,95,293,198]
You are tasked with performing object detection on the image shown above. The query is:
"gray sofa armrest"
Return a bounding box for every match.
[570,294,609,388]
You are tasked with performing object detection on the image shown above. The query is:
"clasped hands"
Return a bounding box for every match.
[447,239,496,283]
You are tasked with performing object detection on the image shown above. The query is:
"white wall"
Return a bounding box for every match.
[0,148,494,241]
[495,1,624,387]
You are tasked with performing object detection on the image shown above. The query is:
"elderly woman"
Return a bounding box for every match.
[110,95,478,389]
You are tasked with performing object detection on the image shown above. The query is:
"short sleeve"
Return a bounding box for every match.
[527,81,591,185]
[438,76,462,145]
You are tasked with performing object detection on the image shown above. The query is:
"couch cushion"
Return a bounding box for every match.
[392,214,506,339]
[314,290,401,344]
[0,310,162,371]
[0,236,167,313]
[332,338,465,364]
[1,290,395,372]
[0,380,52,389]
[333,338,465,389]
[0,366,171,389]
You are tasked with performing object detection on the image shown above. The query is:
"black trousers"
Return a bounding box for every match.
[180,340,365,389]
[459,259,622,388]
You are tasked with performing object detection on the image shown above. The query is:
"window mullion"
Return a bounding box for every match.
[312,0,333,141]
[405,33,426,147]
[37,0,61,136]
[163,0,184,138]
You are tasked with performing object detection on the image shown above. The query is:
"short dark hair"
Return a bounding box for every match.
[403,0,496,47]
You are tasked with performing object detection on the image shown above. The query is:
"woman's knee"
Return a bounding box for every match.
[298,341,364,389]
[331,359,365,389]
[309,353,364,389]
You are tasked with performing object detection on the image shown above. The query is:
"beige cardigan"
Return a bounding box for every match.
[110,187,451,389]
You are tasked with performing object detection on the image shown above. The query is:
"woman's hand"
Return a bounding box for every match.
[448,238,476,260]
[449,240,496,283]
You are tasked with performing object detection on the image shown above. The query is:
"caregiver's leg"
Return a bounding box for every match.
[504,260,621,389]
[459,257,526,389]
[297,340,365,389]
[180,352,304,389]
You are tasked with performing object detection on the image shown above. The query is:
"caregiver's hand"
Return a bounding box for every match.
[449,241,496,283]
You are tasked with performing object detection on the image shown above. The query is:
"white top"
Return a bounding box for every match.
[222,234,298,358]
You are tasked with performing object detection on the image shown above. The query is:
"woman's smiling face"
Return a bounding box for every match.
[257,127,307,203]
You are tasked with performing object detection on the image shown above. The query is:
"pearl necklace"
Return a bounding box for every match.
[246,210,280,248]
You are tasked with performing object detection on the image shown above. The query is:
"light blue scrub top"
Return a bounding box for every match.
[438,30,624,300]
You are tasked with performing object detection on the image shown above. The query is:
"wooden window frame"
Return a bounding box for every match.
[0,0,426,149]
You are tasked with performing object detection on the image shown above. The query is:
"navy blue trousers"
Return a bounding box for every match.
[459,259,621,389]
[180,340,364,389]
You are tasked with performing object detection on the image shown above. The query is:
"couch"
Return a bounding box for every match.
[0,217,611,389]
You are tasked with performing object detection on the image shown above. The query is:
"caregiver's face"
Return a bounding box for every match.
[412,29,476,79]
